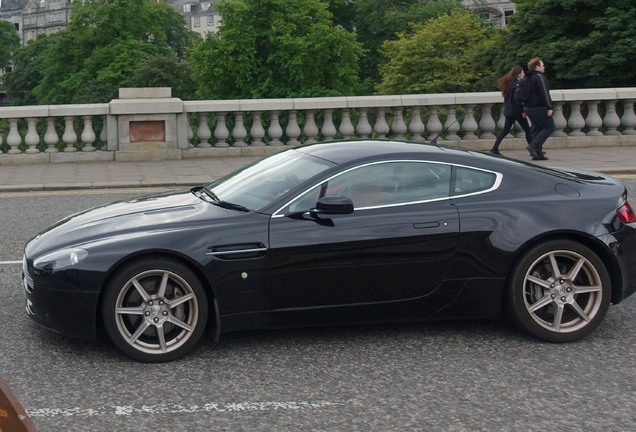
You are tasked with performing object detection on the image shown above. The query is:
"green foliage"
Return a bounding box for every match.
[189,0,363,99]
[3,34,53,105]
[377,10,494,94]
[5,0,635,105]
[325,0,356,31]
[354,0,464,93]
[478,0,636,89]
[6,0,197,105]
[0,20,20,71]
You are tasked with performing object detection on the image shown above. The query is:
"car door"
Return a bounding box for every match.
[264,160,460,312]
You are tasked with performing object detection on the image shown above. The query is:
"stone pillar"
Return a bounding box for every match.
[109,87,185,161]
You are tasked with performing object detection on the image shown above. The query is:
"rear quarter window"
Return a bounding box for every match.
[452,166,498,196]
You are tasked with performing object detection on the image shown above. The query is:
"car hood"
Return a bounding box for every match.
[25,189,238,257]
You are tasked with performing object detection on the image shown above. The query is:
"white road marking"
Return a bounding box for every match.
[28,400,353,418]
[0,260,21,265]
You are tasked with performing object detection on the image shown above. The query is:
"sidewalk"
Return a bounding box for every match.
[1,146,635,193]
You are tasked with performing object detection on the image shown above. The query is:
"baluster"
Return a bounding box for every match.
[303,110,319,144]
[603,101,621,135]
[100,116,108,150]
[391,108,407,139]
[62,116,77,152]
[408,107,425,142]
[25,117,40,154]
[250,111,265,146]
[321,109,337,141]
[232,112,247,147]
[81,116,96,151]
[621,100,636,135]
[478,104,496,139]
[268,111,283,145]
[214,113,229,147]
[339,109,355,139]
[356,109,372,138]
[7,119,22,154]
[551,102,567,136]
[497,107,505,130]
[187,120,194,148]
[444,107,461,140]
[426,106,443,142]
[44,117,59,153]
[461,105,478,140]
[286,111,301,146]
[585,101,603,136]
[567,102,586,136]
[197,113,212,147]
[373,108,390,138]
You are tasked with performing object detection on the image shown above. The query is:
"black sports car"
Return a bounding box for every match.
[22,140,636,362]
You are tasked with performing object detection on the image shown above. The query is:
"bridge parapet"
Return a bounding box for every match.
[1,87,635,165]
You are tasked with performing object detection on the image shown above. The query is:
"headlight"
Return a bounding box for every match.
[33,248,89,271]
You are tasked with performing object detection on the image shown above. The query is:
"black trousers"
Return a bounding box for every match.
[493,114,532,151]
[524,106,555,153]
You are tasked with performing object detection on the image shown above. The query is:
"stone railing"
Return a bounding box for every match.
[1,87,635,165]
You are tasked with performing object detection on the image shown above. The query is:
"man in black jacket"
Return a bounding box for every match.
[523,57,555,160]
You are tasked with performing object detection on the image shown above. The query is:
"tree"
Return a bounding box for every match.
[477,0,636,89]
[354,0,464,93]
[3,34,53,106]
[7,0,198,105]
[377,9,495,94]
[189,0,363,99]
[0,20,20,72]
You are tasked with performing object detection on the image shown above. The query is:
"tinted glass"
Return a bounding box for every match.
[281,161,452,214]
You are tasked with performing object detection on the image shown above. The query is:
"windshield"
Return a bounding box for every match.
[204,149,335,211]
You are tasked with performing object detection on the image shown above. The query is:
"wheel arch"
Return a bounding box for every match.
[95,250,221,342]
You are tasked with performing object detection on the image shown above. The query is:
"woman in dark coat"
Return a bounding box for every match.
[490,66,532,155]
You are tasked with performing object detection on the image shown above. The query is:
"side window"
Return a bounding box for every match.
[452,166,497,196]
[389,162,451,203]
[281,161,452,214]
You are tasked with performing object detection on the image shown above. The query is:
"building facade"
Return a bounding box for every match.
[463,0,518,27]
[169,0,221,37]
[21,0,72,44]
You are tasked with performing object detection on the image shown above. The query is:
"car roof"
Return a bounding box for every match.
[292,140,619,187]
[294,140,457,164]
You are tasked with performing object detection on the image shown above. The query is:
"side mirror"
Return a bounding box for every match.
[314,196,354,214]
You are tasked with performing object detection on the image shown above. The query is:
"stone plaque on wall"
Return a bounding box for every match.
[130,120,166,142]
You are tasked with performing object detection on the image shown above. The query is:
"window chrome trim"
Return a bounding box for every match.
[271,160,503,218]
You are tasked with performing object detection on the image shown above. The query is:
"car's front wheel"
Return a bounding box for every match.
[102,258,209,362]
[507,240,611,342]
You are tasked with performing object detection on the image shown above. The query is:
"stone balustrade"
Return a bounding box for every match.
[1,87,635,165]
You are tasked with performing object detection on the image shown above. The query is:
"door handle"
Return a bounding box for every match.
[413,222,441,229]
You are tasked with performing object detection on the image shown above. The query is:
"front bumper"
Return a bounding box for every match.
[22,257,101,341]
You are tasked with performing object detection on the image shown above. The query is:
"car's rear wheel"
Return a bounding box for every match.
[507,240,611,342]
[102,258,209,362]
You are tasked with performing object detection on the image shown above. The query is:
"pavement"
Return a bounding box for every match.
[1,145,636,193]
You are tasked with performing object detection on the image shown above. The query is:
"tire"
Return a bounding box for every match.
[102,257,209,362]
[507,239,611,342]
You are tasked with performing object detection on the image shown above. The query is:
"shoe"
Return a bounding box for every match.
[532,155,549,161]
[489,149,501,155]
[527,146,546,157]
[527,146,541,159]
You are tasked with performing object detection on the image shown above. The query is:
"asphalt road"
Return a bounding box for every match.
[1,180,635,432]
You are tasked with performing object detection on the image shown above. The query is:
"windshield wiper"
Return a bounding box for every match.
[193,186,219,202]
[201,187,220,202]
[193,186,250,212]
[213,200,251,212]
